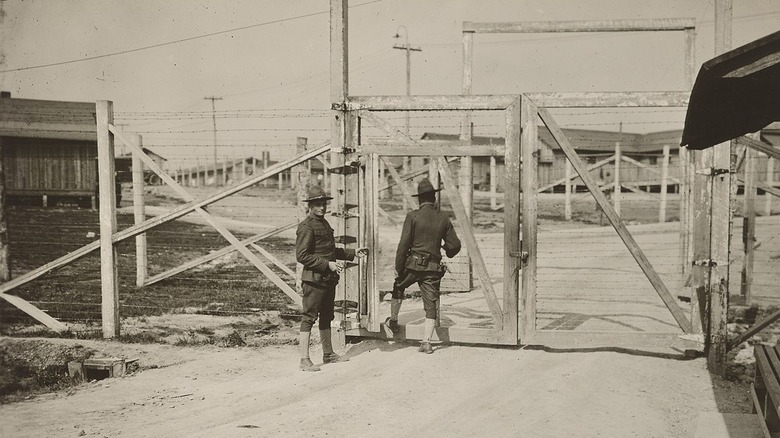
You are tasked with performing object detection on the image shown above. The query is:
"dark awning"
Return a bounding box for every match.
[680,30,780,150]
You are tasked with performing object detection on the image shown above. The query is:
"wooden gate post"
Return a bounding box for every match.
[741,144,757,304]
[0,137,8,282]
[295,137,309,295]
[131,134,147,288]
[659,145,670,223]
[96,100,120,338]
[766,157,774,216]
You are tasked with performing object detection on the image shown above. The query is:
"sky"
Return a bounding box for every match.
[1,0,779,167]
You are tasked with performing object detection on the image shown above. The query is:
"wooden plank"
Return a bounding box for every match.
[380,157,417,210]
[766,158,775,216]
[131,134,147,288]
[359,144,503,156]
[96,101,119,338]
[0,292,69,332]
[537,155,614,192]
[758,346,780,425]
[463,18,695,33]
[614,140,622,215]
[526,331,695,350]
[349,325,515,345]
[501,97,520,340]
[728,309,780,351]
[249,243,294,278]
[346,95,514,111]
[0,137,8,282]
[738,136,780,161]
[145,221,297,286]
[621,155,681,184]
[538,106,692,333]
[110,125,303,307]
[519,96,536,341]
[365,153,380,330]
[525,91,690,108]
[437,157,504,328]
[750,385,773,438]
[659,145,670,223]
[742,146,757,304]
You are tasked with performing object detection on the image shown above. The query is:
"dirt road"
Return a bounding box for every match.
[0,336,748,438]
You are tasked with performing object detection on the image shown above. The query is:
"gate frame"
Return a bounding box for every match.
[341,98,522,345]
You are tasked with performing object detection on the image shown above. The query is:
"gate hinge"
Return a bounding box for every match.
[329,161,361,175]
[695,167,731,176]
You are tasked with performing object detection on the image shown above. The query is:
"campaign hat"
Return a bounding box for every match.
[303,186,333,203]
[412,178,441,197]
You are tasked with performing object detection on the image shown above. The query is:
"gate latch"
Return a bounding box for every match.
[695,167,731,176]
[692,259,723,267]
[509,250,529,263]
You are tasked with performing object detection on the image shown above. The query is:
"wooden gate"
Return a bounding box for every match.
[340,96,522,345]
[523,97,695,349]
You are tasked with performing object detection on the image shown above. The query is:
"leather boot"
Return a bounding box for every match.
[300,358,321,372]
[299,331,320,371]
[418,342,433,354]
[321,329,348,364]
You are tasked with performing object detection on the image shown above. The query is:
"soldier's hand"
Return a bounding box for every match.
[328,261,343,273]
[356,247,369,257]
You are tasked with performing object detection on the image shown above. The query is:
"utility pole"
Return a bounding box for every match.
[393,26,421,136]
[204,96,222,186]
[394,26,422,208]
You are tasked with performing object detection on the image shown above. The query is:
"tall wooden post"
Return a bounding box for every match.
[659,145,670,223]
[96,100,119,338]
[263,152,269,188]
[221,156,227,186]
[614,141,621,216]
[131,134,147,288]
[519,96,537,340]
[296,137,310,295]
[564,158,572,220]
[0,137,9,282]
[705,0,733,375]
[766,157,774,216]
[490,156,498,210]
[459,27,475,290]
[741,146,757,304]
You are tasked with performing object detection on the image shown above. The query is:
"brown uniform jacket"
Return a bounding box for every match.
[395,203,461,274]
[296,213,355,285]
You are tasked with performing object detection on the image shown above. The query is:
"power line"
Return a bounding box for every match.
[0,0,383,74]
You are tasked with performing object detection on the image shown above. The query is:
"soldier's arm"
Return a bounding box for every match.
[442,220,461,258]
[395,214,414,274]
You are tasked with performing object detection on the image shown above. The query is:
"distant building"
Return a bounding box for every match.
[0,92,167,207]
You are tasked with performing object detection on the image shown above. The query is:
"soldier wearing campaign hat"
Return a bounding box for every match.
[390,178,461,354]
[296,186,367,371]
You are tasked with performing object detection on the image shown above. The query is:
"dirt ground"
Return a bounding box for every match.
[0,185,767,437]
[0,334,753,438]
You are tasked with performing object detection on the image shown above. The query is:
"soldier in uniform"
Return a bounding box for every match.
[296,186,368,372]
[389,178,461,354]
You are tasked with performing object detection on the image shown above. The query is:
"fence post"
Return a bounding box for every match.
[766,157,774,216]
[0,137,8,282]
[263,151,269,188]
[614,141,621,216]
[564,158,572,220]
[96,100,120,338]
[659,145,670,223]
[296,137,309,295]
[131,134,147,288]
[490,156,498,210]
[741,145,757,305]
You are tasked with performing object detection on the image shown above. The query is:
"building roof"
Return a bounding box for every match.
[423,127,684,155]
[0,92,97,141]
